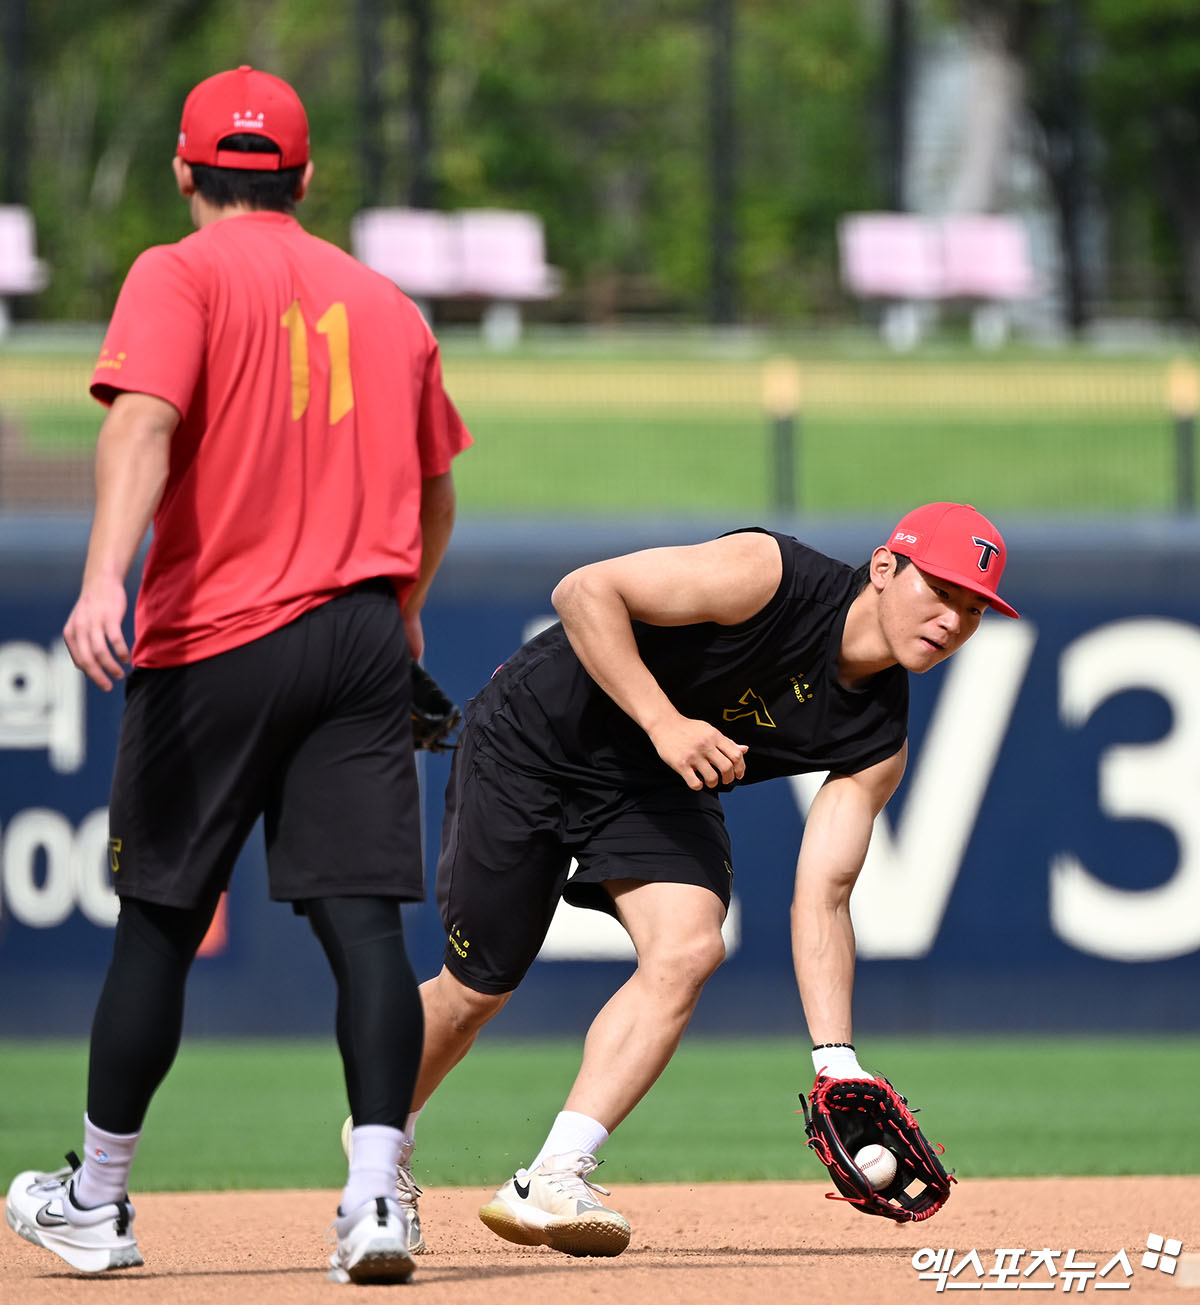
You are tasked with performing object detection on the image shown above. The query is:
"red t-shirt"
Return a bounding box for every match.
[91,211,471,667]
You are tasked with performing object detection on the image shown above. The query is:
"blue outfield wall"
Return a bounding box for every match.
[2,512,1200,1038]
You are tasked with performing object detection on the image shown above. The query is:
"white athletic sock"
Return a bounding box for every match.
[73,1115,140,1209]
[404,1107,423,1142]
[530,1111,610,1171]
[342,1124,405,1214]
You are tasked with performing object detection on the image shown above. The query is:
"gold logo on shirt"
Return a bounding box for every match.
[108,837,122,874]
[95,349,127,372]
[791,675,814,705]
[722,688,776,729]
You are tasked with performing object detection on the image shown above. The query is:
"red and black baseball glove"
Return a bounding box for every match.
[798,1074,955,1223]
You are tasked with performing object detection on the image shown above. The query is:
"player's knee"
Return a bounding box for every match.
[650,930,726,994]
[452,986,509,1034]
[687,930,727,984]
[427,967,510,1035]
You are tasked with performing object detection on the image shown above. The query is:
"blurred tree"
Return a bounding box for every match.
[356,0,386,206]
[18,0,878,323]
[947,0,1092,331]
[953,0,1200,328]
[734,0,879,320]
[707,0,737,324]
[884,0,913,211]
[436,1,707,318]
[24,0,365,318]
[1088,0,1200,325]
[27,0,226,319]
[1,0,30,204]
[1022,0,1090,333]
[439,0,877,320]
[404,0,437,208]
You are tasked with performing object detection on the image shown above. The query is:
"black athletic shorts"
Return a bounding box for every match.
[435,722,734,994]
[107,579,421,909]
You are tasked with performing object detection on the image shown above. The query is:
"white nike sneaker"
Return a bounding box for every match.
[6,1153,143,1274]
[340,1115,425,1254]
[328,1196,415,1285]
[478,1152,631,1257]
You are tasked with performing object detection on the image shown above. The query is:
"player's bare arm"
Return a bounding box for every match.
[402,470,457,660]
[790,744,907,1043]
[551,532,783,791]
[63,391,180,691]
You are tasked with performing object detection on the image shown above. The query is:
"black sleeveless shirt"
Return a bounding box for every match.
[467,529,909,790]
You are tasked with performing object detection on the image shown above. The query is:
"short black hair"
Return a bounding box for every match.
[852,551,911,593]
[187,133,305,212]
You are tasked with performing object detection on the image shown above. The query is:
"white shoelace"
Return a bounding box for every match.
[395,1165,422,1209]
[539,1153,613,1199]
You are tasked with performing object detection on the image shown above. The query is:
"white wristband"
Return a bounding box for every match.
[812,1045,870,1079]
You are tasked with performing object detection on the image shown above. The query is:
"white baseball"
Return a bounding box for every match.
[854,1143,898,1191]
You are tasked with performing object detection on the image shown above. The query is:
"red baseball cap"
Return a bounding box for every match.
[177,66,309,170]
[887,502,1019,619]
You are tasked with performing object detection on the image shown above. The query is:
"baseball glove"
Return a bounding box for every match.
[798,1074,955,1223]
[411,663,462,752]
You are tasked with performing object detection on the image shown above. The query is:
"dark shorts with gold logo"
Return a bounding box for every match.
[107,580,422,909]
[434,722,733,995]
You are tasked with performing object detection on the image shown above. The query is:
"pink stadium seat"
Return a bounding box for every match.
[837,211,1036,303]
[0,205,50,296]
[455,209,561,301]
[837,213,945,301]
[350,206,561,346]
[350,207,560,301]
[837,211,1035,349]
[939,214,1035,301]
[349,207,463,298]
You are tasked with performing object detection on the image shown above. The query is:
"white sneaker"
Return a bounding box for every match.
[340,1116,425,1254]
[328,1196,416,1285]
[6,1153,143,1274]
[478,1152,631,1257]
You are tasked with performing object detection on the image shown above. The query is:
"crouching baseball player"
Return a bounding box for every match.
[347,502,1016,1254]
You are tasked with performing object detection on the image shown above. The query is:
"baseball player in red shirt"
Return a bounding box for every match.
[5,66,470,1285]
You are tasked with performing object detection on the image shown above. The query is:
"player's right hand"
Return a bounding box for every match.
[649,716,749,790]
[63,576,130,691]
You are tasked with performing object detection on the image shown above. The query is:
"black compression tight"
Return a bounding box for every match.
[87,892,221,1134]
[87,893,423,1137]
[304,896,424,1131]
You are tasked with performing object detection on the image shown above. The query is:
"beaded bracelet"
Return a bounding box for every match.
[811,1041,855,1050]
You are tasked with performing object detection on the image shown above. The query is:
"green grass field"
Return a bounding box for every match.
[2,1035,1197,1192]
[451,410,1172,514]
[1,339,1192,514]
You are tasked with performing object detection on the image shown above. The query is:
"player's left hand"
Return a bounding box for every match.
[63,575,130,691]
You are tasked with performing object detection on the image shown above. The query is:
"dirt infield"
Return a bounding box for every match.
[5,1177,1198,1302]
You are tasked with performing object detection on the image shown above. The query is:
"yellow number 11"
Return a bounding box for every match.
[280,299,355,424]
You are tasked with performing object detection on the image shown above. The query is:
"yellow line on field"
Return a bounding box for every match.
[442,359,1170,415]
[0,357,95,404]
[0,355,1178,415]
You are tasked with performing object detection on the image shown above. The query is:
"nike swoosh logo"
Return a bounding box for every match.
[513,1178,531,1200]
[36,1204,67,1228]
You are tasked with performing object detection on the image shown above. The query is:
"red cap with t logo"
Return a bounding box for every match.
[177,65,309,171]
[888,502,1019,619]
